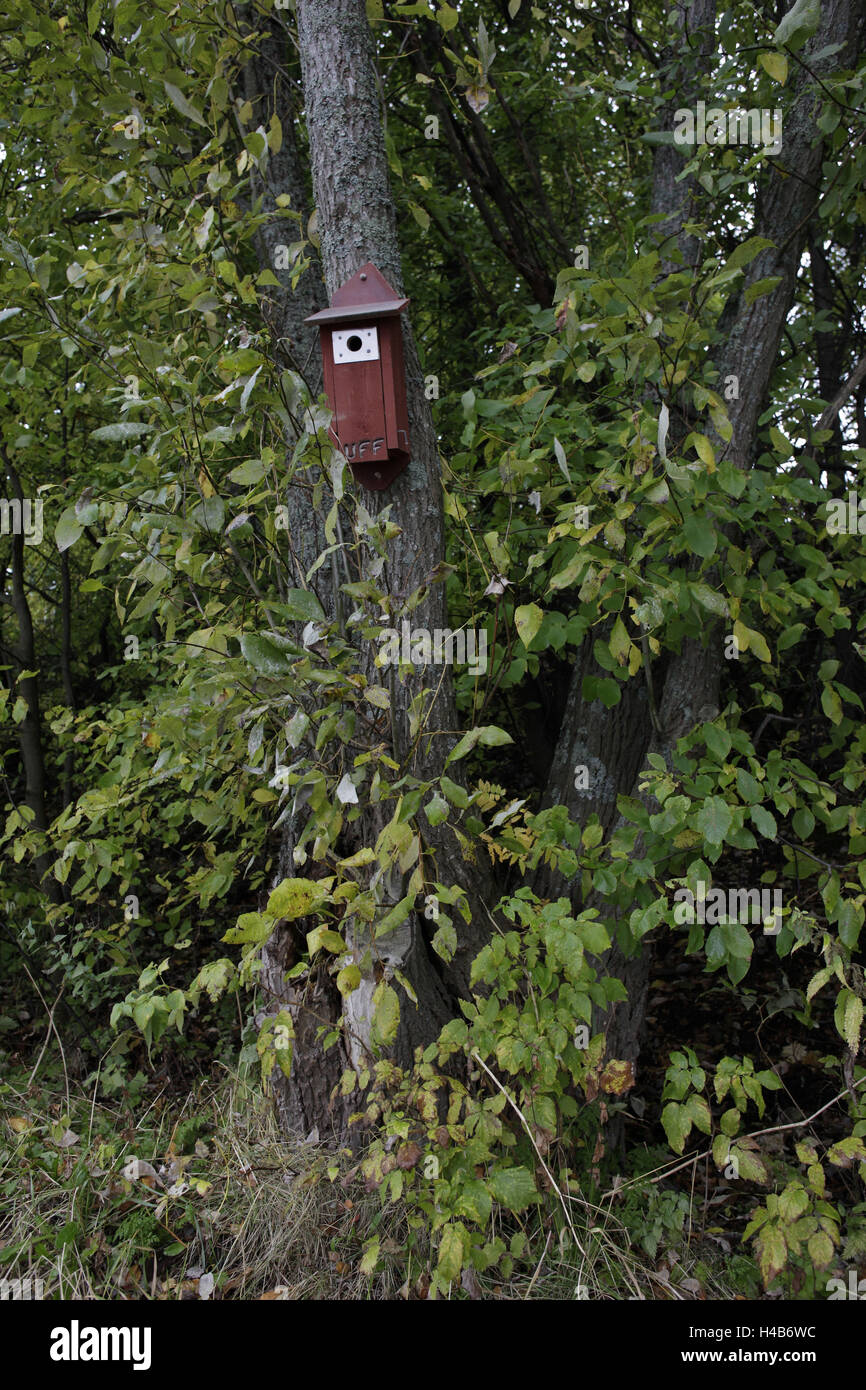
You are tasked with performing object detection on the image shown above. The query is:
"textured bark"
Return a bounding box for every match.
[649,0,717,276]
[239,8,323,383]
[236,7,347,625]
[259,0,493,1138]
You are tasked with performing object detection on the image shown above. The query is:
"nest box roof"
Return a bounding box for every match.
[305,262,409,325]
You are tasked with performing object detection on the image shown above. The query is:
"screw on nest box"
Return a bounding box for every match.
[305,262,411,491]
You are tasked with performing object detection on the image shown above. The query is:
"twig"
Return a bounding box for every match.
[602,1074,866,1198]
[523,1226,552,1300]
[470,1049,588,1263]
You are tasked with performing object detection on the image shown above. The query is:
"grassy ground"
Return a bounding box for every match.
[0,1055,743,1301]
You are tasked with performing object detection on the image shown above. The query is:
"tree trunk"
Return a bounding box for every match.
[1,448,63,907]
[259,0,493,1138]
[536,0,861,1144]
[253,0,861,1146]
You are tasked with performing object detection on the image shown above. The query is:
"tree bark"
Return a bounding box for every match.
[259,0,494,1138]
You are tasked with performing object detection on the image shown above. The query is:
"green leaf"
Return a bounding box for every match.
[55,506,83,552]
[703,723,732,760]
[437,1222,466,1283]
[432,919,457,962]
[487,1166,538,1212]
[440,775,470,807]
[164,81,208,128]
[545,921,584,979]
[834,991,863,1053]
[281,588,326,623]
[446,724,512,764]
[759,51,788,83]
[736,768,762,803]
[661,1101,689,1154]
[425,793,449,827]
[436,3,460,32]
[696,797,733,847]
[408,201,430,232]
[268,877,329,921]
[223,912,271,945]
[514,603,543,650]
[683,512,716,559]
[90,422,154,442]
[550,550,583,590]
[306,926,346,955]
[553,436,570,483]
[191,495,225,532]
[773,0,821,49]
[457,1179,492,1225]
[733,1144,769,1184]
[228,458,266,485]
[821,684,842,725]
[371,981,400,1048]
[744,277,782,306]
[722,921,754,960]
[239,632,293,676]
[577,918,610,955]
[748,629,772,663]
[609,616,630,666]
[725,236,775,271]
[693,434,715,469]
[376,895,414,939]
[827,1136,866,1167]
[750,804,778,839]
[756,1224,787,1285]
[240,366,262,413]
[686,1093,712,1135]
[807,1229,834,1268]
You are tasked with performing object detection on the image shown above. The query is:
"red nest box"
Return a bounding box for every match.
[305,263,411,491]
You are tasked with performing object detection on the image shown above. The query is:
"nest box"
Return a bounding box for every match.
[305,263,411,491]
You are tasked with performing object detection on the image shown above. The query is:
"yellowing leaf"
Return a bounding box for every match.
[694,434,715,469]
[359,1237,380,1276]
[437,1223,465,1283]
[599,1059,635,1095]
[757,1225,787,1286]
[306,926,346,955]
[267,877,328,921]
[747,628,771,663]
[759,51,788,84]
[371,981,400,1048]
[337,963,361,995]
[609,617,630,667]
[514,602,543,649]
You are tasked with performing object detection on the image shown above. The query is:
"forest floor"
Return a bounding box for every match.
[0,922,858,1300]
